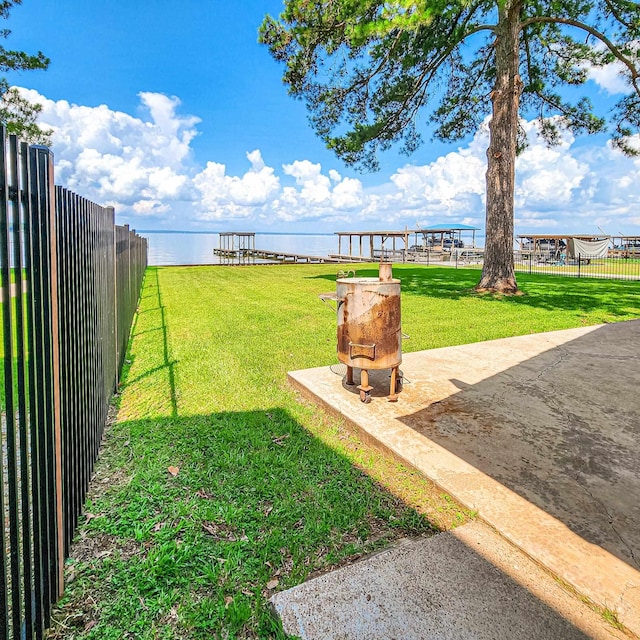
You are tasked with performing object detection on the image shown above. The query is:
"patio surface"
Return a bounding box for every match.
[287,320,640,637]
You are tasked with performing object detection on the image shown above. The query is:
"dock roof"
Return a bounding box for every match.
[516,234,610,239]
[418,223,480,231]
[334,230,411,237]
[219,231,256,236]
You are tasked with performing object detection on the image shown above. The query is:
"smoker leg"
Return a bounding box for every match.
[358,369,372,403]
[389,366,399,402]
[345,365,354,386]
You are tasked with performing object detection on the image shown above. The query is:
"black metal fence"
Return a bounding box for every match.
[116,224,147,376]
[0,127,147,639]
[514,251,640,280]
[429,249,640,281]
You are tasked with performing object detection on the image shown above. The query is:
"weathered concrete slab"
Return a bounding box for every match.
[272,521,626,640]
[288,320,640,636]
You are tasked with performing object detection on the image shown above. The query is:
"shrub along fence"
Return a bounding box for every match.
[0,127,147,639]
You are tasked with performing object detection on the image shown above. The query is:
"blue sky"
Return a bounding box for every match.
[4,0,640,236]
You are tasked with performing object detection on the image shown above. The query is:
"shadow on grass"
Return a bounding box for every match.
[307,265,640,318]
[120,268,178,417]
[61,404,605,639]
[61,407,435,639]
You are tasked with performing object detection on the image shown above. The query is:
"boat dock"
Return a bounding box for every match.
[327,253,374,263]
[216,231,361,264]
[212,247,357,264]
[213,228,484,265]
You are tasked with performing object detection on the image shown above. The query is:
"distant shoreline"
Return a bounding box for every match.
[139,230,335,237]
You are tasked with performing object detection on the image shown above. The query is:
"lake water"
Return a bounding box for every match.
[143,232,338,266]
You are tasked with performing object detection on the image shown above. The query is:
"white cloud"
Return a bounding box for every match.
[132,199,171,216]
[587,62,630,94]
[14,87,640,235]
[332,177,363,209]
[282,160,332,204]
[515,122,586,208]
[271,159,365,219]
[18,88,199,220]
[391,149,486,207]
[583,41,638,95]
[193,150,280,219]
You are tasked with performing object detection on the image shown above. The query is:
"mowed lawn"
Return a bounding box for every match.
[51,264,640,639]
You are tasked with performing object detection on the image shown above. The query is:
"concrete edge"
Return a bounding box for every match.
[287,369,640,638]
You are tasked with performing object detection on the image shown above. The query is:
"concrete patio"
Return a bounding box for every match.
[285,320,640,637]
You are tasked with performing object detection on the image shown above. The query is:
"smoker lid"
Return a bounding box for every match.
[336,277,401,284]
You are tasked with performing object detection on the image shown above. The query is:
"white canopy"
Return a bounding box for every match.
[567,238,609,258]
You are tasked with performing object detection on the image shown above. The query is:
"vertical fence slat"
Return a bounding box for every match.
[26,143,49,637]
[80,197,89,506]
[56,187,71,558]
[17,141,34,637]
[4,131,26,637]
[68,192,79,543]
[22,136,44,640]
[31,146,56,628]
[0,124,17,639]
[45,156,64,600]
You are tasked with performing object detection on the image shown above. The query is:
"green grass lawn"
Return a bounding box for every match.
[51,264,640,639]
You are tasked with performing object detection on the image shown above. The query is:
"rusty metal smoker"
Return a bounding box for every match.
[321,263,403,403]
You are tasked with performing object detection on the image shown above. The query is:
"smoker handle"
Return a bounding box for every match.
[319,293,343,313]
[402,332,410,340]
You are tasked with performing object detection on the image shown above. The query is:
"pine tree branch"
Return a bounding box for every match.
[600,0,635,29]
[520,15,639,91]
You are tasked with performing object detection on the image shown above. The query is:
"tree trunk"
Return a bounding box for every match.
[476,1,523,294]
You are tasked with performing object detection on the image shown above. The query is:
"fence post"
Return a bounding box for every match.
[124,225,131,333]
[37,147,65,598]
[578,254,581,278]
[108,207,118,387]
[51,173,65,598]
[0,125,16,638]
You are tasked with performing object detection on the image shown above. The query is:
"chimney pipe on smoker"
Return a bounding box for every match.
[379,262,393,282]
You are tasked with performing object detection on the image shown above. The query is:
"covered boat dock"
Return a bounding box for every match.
[516,234,611,263]
[414,224,480,250]
[611,235,640,257]
[332,225,481,262]
[332,230,412,262]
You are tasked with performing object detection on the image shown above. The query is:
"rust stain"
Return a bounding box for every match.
[338,293,401,369]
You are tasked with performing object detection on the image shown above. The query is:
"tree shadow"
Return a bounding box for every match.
[398,320,640,572]
[76,405,604,639]
[119,267,178,417]
[73,407,436,638]
[306,265,640,316]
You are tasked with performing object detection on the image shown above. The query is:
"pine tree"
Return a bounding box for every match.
[260,0,640,293]
[0,0,51,145]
